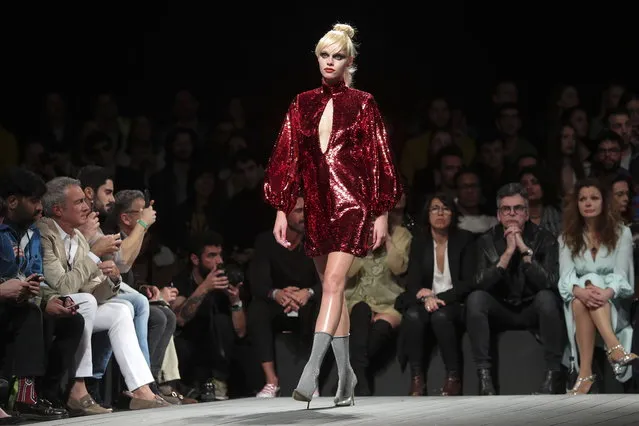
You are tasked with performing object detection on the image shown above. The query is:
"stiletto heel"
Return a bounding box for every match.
[606,344,639,376]
[334,368,358,407]
[569,374,596,395]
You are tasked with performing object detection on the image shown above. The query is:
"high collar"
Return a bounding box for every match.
[321,78,348,96]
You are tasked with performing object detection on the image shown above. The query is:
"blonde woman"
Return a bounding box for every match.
[263,23,402,407]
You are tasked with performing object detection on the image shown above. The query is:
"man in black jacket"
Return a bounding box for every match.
[466,183,565,395]
[248,196,321,398]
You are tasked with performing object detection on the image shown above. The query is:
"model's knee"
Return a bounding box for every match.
[323,272,345,295]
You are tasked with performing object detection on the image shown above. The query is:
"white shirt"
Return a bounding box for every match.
[53,220,101,267]
[432,240,453,295]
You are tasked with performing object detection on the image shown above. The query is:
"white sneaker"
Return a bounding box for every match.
[256,384,280,398]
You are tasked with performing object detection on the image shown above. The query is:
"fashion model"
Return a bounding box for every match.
[263,23,402,407]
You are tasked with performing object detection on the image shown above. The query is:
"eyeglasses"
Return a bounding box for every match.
[429,206,452,215]
[598,147,621,155]
[499,204,526,215]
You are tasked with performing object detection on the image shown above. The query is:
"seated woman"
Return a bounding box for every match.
[345,194,412,396]
[395,193,475,396]
[558,178,638,395]
[519,166,562,237]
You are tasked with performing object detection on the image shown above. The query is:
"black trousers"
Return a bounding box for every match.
[0,302,46,378]
[401,303,464,374]
[0,301,84,401]
[40,312,85,401]
[148,304,176,381]
[247,298,317,364]
[175,293,237,385]
[465,289,566,371]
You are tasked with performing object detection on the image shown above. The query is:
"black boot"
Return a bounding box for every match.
[534,370,565,395]
[349,303,372,396]
[477,368,496,395]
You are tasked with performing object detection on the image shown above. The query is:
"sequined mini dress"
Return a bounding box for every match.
[263,79,402,258]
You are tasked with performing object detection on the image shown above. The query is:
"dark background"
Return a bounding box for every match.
[2,1,638,140]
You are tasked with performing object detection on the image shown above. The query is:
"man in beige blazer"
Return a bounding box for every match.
[38,177,170,412]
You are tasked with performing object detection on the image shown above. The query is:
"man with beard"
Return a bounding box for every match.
[0,167,83,421]
[76,166,178,404]
[248,196,321,398]
[590,131,625,184]
[170,231,246,402]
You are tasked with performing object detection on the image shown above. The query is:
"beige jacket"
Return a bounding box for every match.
[37,217,120,303]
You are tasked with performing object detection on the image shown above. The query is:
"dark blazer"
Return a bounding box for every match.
[395,228,476,312]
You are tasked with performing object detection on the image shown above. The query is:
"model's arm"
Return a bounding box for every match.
[361,95,402,218]
[263,95,302,215]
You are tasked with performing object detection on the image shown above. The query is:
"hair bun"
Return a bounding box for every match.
[332,23,355,39]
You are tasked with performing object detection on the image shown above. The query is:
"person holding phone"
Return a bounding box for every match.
[38,177,170,412]
[170,231,246,402]
[0,168,85,421]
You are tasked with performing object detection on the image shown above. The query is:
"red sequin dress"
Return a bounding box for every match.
[263,79,402,258]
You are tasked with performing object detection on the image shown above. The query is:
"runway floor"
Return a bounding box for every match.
[33,394,639,425]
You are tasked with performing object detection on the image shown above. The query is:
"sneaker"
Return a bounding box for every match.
[256,384,280,398]
[211,378,228,401]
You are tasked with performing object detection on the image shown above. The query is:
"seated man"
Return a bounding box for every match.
[171,231,246,402]
[248,196,321,398]
[113,189,191,403]
[77,166,177,404]
[466,183,566,395]
[0,168,83,421]
[38,177,170,411]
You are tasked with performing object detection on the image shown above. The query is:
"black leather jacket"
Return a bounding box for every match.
[473,221,559,306]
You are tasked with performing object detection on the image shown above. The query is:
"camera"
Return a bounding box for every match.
[218,263,244,286]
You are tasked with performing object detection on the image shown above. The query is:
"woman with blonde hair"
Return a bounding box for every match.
[263,23,402,407]
[558,178,637,394]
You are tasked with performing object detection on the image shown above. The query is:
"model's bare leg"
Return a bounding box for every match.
[293,252,354,404]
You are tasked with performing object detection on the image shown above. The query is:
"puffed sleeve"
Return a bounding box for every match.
[606,226,634,299]
[361,96,402,217]
[558,235,579,302]
[263,96,302,215]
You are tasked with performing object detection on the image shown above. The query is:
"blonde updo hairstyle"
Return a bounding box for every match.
[315,23,358,86]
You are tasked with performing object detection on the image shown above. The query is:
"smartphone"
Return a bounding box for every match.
[144,189,151,208]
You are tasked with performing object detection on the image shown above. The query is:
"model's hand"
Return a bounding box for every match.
[371,213,388,251]
[273,211,290,248]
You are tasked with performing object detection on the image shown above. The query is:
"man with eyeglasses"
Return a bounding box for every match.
[590,131,625,183]
[465,183,565,396]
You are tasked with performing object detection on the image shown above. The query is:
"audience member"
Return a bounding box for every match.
[466,183,566,395]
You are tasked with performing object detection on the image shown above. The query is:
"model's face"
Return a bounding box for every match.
[318,43,352,83]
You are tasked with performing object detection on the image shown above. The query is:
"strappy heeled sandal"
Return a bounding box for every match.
[606,344,639,376]
[569,374,596,395]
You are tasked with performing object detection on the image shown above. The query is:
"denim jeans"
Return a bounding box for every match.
[91,284,150,379]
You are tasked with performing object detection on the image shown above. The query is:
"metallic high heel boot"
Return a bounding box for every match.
[293,332,332,409]
[606,344,639,376]
[334,367,358,407]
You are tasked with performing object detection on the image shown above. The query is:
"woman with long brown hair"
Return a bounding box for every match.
[558,178,637,394]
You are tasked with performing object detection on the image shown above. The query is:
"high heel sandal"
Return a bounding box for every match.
[569,374,596,395]
[334,368,358,407]
[606,344,639,376]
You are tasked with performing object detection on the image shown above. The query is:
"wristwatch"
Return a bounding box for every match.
[521,248,533,258]
[231,300,243,312]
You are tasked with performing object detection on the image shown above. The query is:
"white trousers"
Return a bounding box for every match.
[70,293,154,391]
